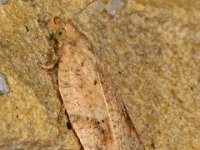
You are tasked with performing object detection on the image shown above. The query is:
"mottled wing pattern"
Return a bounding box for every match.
[96,61,144,150]
[57,20,144,150]
[58,44,117,150]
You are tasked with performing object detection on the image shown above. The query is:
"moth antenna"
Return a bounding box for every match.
[53,16,63,24]
[69,0,98,20]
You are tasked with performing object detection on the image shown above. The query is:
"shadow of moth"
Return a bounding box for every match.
[44,17,144,150]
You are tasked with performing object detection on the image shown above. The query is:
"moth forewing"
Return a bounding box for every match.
[58,42,116,150]
[96,61,144,150]
[50,19,144,150]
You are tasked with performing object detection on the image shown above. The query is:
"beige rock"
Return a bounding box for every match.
[0,0,200,149]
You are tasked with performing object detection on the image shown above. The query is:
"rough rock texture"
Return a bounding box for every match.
[0,73,9,95]
[0,0,200,149]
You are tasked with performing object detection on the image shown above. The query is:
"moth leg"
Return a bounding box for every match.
[39,47,64,71]
[39,62,57,70]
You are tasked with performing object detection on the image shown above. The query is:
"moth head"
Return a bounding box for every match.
[49,17,78,43]
[49,17,66,41]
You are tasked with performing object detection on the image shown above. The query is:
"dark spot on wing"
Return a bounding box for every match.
[25,26,29,32]
[66,122,72,130]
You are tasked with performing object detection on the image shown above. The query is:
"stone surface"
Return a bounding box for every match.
[0,0,8,5]
[0,73,9,95]
[0,0,200,149]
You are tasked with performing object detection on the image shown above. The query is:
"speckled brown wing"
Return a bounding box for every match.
[57,20,144,150]
[96,61,144,150]
[58,44,117,150]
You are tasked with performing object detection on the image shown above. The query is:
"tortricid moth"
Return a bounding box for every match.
[43,17,144,150]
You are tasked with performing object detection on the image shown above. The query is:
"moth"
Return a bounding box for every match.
[43,17,144,150]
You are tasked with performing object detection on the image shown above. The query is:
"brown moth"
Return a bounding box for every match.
[44,17,144,150]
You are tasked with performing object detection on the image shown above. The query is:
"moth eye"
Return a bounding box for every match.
[55,27,66,40]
